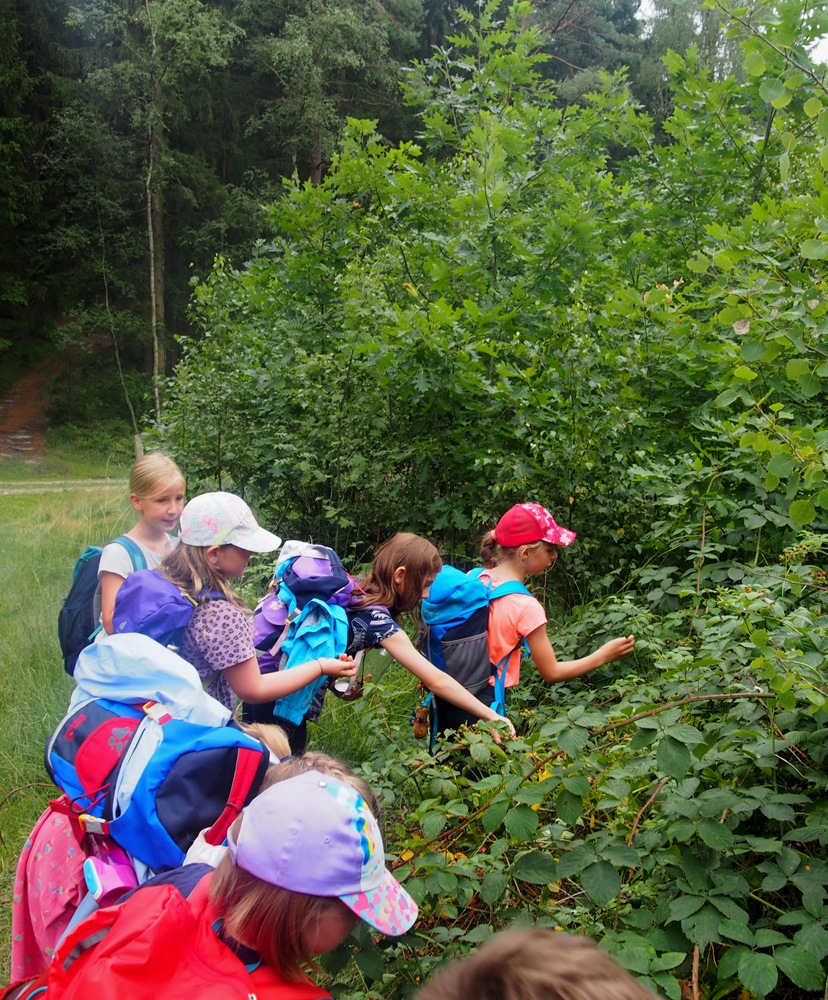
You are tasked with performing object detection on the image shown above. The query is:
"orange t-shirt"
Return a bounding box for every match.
[479,571,547,688]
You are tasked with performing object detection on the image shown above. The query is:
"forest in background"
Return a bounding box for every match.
[0,0,742,430]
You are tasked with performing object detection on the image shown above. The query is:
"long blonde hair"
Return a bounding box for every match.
[157,543,247,609]
[209,853,343,983]
[129,453,184,498]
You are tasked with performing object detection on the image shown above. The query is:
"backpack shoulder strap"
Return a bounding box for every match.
[467,568,532,601]
[203,746,266,846]
[200,589,228,603]
[112,536,147,572]
[489,580,532,600]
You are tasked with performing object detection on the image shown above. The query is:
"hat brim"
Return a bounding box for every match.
[543,527,577,547]
[232,526,283,553]
[339,869,418,937]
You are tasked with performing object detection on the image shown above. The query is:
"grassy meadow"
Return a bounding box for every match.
[0,482,134,979]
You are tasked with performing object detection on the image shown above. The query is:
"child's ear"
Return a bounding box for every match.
[393,566,406,586]
[205,545,221,566]
[129,493,142,513]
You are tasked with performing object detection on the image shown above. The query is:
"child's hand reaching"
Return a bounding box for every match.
[319,654,358,678]
[599,635,635,664]
[488,713,516,741]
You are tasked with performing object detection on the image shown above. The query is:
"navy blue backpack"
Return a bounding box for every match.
[58,537,146,676]
[421,566,531,718]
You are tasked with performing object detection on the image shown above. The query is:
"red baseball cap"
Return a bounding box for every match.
[491,503,576,547]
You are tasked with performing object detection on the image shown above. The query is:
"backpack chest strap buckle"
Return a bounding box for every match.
[142,701,172,724]
[78,813,110,836]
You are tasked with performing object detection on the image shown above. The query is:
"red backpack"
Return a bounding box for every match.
[3,876,331,1000]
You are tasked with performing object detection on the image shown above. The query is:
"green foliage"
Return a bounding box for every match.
[161,0,828,595]
[312,573,828,998]
[159,2,662,576]
[154,9,828,997]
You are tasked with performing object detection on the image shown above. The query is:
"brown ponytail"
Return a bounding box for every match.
[480,531,499,568]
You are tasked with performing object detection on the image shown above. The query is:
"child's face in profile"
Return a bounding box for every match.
[305,899,360,954]
[523,542,557,576]
[211,543,252,577]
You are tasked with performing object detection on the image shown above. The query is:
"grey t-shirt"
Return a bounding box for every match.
[93,534,178,624]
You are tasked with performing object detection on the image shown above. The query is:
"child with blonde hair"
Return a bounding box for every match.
[97,453,185,633]
[4,771,417,1000]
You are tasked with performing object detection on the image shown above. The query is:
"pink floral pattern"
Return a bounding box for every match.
[11,808,86,979]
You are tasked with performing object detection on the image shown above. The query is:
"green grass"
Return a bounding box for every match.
[308,647,420,767]
[0,487,134,980]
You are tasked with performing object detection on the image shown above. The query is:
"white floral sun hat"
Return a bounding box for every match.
[178,492,282,552]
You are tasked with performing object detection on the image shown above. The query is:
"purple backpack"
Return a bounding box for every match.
[252,546,355,674]
[112,569,225,648]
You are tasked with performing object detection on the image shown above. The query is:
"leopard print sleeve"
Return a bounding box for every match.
[184,601,256,672]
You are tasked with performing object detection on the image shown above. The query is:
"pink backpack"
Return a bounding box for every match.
[10,806,86,979]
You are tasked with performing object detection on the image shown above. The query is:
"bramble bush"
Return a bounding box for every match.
[318,552,828,999]
[156,0,828,602]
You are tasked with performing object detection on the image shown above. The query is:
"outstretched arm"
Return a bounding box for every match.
[380,630,516,737]
[224,654,357,703]
[526,626,635,683]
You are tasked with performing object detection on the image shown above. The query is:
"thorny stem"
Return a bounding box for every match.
[627,779,668,846]
[692,944,700,1000]
[748,890,787,916]
[601,691,775,732]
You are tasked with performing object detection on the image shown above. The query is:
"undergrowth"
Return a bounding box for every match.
[0,488,133,980]
[2,488,827,1000]
[312,561,828,1000]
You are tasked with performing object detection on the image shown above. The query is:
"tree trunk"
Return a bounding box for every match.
[310,127,323,186]
[152,177,165,377]
[145,116,164,419]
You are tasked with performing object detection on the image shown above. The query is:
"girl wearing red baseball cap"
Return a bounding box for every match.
[455,503,634,727]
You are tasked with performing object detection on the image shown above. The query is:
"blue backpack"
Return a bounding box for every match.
[59,537,146,676]
[421,566,531,717]
[111,569,225,648]
[260,543,355,726]
[46,636,270,872]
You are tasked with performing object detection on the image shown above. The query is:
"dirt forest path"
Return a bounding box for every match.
[0,479,127,494]
[0,356,128,491]
[0,359,63,464]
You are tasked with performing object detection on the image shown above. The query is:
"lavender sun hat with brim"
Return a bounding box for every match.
[178,492,282,552]
[227,770,418,937]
